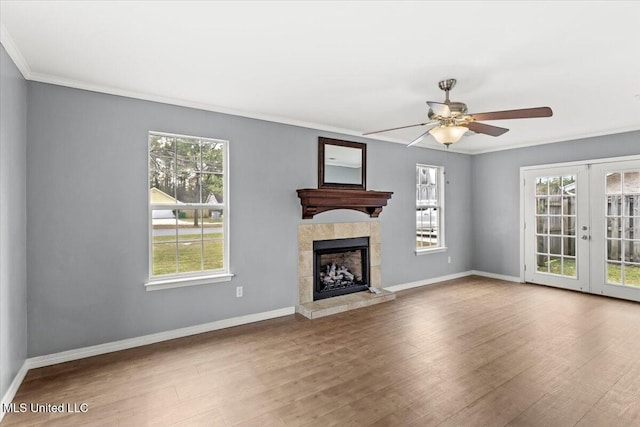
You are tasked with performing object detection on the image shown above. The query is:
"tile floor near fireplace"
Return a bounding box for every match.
[297,222,395,319]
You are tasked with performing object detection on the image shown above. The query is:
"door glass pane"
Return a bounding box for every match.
[536,177,548,195]
[623,172,640,194]
[537,255,549,272]
[537,236,548,253]
[562,258,576,277]
[608,196,622,216]
[607,262,622,284]
[607,217,621,238]
[536,198,548,214]
[607,239,622,261]
[549,196,562,214]
[562,176,576,195]
[549,177,561,195]
[624,264,640,287]
[549,256,562,274]
[624,218,640,240]
[624,240,640,263]
[563,217,576,236]
[563,196,576,215]
[606,172,622,195]
[549,217,561,235]
[536,216,548,234]
[549,237,561,255]
[563,237,576,256]
[624,195,640,217]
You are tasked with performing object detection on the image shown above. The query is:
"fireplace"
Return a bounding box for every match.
[313,237,369,300]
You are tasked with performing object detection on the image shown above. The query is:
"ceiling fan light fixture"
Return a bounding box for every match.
[428,125,467,145]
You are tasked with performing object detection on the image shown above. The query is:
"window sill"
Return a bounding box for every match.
[415,247,448,256]
[145,273,234,291]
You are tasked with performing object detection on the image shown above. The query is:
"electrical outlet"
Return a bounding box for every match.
[448,256,452,264]
[236,286,243,298]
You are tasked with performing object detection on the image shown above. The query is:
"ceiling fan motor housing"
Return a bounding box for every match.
[428,102,468,120]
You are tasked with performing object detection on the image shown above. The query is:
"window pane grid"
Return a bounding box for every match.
[150,133,226,278]
[534,175,577,277]
[606,170,640,286]
[416,165,443,250]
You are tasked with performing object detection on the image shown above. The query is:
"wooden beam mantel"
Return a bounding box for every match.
[296,188,393,219]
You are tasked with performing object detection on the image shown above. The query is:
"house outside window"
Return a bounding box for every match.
[147,132,231,290]
[416,164,445,253]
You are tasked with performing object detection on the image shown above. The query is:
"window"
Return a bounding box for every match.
[147,132,230,289]
[416,164,445,252]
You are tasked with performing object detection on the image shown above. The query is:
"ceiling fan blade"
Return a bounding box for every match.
[362,121,435,136]
[463,121,509,137]
[427,101,451,118]
[468,107,553,121]
[407,126,438,147]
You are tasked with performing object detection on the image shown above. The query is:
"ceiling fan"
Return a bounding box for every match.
[363,79,553,147]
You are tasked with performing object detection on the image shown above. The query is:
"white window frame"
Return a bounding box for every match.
[145,131,233,291]
[416,164,447,255]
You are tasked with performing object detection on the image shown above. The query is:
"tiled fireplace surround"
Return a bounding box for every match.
[297,222,395,319]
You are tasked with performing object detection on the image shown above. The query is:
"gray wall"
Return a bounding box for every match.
[0,45,28,399]
[472,131,640,277]
[16,71,640,361]
[26,82,473,357]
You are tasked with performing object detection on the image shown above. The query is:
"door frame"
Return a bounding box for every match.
[519,154,640,283]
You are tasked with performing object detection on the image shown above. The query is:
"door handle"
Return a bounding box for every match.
[581,235,590,240]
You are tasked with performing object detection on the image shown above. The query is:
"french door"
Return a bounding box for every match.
[523,157,640,303]
[524,166,590,292]
[590,160,640,300]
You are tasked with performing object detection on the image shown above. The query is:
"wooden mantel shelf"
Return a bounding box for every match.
[296,188,393,219]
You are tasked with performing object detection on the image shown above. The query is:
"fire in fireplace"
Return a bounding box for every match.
[313,237,370,300]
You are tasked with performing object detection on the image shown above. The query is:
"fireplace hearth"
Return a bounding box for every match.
[313,237,369,300]
[297,222,394,319]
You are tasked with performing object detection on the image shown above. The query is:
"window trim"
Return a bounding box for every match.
[415,164,446,255]
[145,131,232,290]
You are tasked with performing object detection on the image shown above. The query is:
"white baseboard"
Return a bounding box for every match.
[384,271,473,292]
[26,306,295,370]
[471,270,522,283]
[383,269,521,293]
[0,361,29,423]
[0,306,294,420]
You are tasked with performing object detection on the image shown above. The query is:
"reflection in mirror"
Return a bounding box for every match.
[318,137,366,190]
[325,145,362,185]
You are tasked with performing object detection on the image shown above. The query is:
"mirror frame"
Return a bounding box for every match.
[318,137,367,190]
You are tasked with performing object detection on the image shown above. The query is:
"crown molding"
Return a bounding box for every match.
[0,22,31,79]
[2,24,636,156]
[29,71,462,151]
[469,126,640,155]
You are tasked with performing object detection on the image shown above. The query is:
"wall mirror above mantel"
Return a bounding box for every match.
[318,137,366,190]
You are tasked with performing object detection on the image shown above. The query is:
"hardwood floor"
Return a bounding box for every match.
[4,276,640,426]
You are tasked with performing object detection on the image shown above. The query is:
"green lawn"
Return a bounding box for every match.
[543,258,640,287]
[153,233,223,275]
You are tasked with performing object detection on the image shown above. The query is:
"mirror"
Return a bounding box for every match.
[318,137,366,190]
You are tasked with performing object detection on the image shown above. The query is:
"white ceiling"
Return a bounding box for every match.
[1,1,639,154]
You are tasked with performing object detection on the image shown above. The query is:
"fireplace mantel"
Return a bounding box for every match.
[296,188,393,219]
